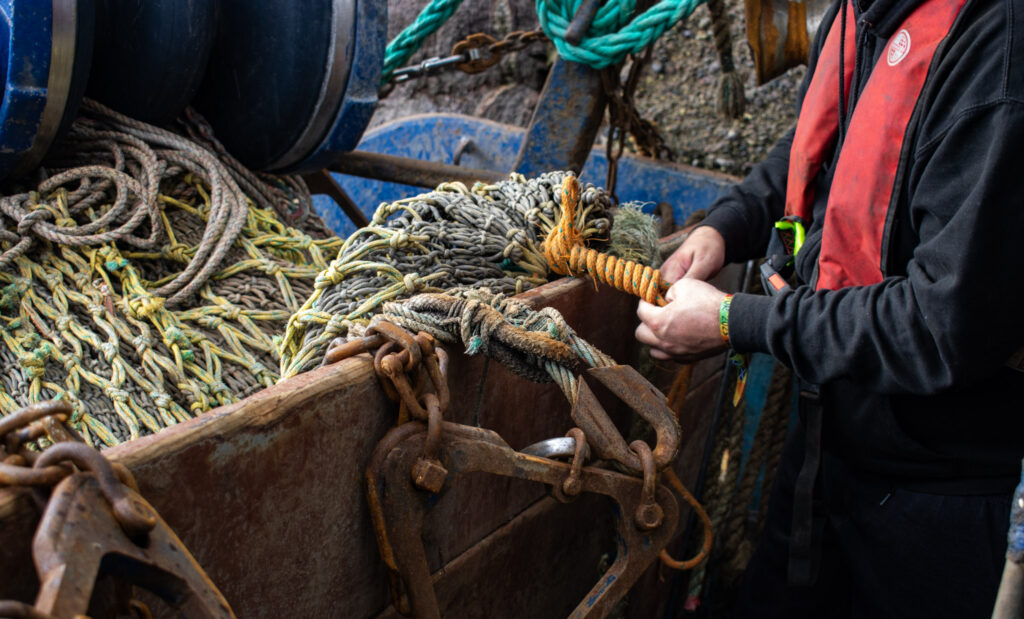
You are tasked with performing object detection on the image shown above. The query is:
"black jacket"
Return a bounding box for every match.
[702,0,1024,491]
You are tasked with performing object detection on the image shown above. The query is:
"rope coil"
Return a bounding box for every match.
[0,102,340,447]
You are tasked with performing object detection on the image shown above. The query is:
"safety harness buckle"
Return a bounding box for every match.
[761,216,807,296]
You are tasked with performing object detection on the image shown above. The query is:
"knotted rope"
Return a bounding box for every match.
[706,0,746,119]
[543,174,669,305]
[379,287,613,396]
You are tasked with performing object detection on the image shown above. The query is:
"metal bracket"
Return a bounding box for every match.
[366,421,679,619]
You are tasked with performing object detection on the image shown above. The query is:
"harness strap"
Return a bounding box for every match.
[788,385,826,586]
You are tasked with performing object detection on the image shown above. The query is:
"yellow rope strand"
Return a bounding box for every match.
[543,175,670,306]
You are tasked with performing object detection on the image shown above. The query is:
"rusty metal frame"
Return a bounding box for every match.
[367,421,679,619]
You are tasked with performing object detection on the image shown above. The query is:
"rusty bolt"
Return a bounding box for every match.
[411,458,448,493]
[635,501,664,531]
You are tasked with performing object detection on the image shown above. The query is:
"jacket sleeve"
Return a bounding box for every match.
[728,100,1024,394]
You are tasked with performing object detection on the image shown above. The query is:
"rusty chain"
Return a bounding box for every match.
[0,401,234,618]
[382,29,549,96]
[324,319,452,495]
[601,48,674,201]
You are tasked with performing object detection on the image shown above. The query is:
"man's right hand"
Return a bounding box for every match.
[660,225,726,282]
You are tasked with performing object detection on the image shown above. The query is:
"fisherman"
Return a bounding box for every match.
[635,0,1024,613]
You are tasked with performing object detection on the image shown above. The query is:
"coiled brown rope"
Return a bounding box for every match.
[542,174,670,305]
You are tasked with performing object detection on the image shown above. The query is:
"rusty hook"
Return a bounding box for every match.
[35,443,156,538]
[570,365,680,473]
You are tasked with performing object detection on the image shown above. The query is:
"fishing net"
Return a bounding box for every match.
[279,171,615,377]
[0,101,341,447]
[0,98,656,448]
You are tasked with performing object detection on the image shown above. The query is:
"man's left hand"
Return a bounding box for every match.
[636,279,729,361]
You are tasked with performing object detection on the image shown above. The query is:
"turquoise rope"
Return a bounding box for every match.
[382,0,466,85]
[536,0,703,68]
[381,0,701,88]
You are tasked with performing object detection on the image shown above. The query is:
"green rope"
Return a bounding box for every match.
[536,0,702,68]
[382,0,466,85]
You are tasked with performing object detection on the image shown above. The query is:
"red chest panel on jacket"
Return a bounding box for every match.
[786,0,966,290]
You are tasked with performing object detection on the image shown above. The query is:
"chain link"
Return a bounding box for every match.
[602,47,674,201]
[0,400,233,617]
[382,29,548,95]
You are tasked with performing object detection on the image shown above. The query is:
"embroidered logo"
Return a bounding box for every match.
[887,29,911,66]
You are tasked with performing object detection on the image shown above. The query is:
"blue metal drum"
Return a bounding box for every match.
[86,0,217,125]
[0,0,93,180]
[0,0,385,180]
[194,0,386,173]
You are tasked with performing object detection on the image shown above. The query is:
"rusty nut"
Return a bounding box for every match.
[411,458,448,493]
[634,501,664,531]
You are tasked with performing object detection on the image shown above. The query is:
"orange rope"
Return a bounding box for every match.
[659,468,714,571]
[666,364,694,422]
[543,175,670,306]
[544,176,711,570]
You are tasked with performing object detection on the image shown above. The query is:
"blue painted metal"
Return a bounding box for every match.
[0,0,93,181]
[313,114,737,238]
[0,0,56,178]
[512,58,607,177]
[195,0,385,173]
[294,0,386,172]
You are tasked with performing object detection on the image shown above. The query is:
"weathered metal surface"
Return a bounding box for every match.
[571,365,680,472]
[1,402,233,618]
[367,422,679,618]
[312,114,737,237]
[33,473,234,618]
[744,0,832,84]
[330,149,506,189]
[513,58,607,177]
[373,494,619,619]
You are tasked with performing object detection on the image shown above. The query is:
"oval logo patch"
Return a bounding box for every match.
[887,29,911,66]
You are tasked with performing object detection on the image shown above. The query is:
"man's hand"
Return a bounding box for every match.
[661,225,726,282]
[636,279,729,361]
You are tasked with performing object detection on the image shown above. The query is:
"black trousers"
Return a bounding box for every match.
[732,421,1011,618]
